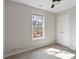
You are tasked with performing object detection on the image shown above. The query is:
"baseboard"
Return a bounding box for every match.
[5,42,55,58]
[5,49,27,58]
[56,43,76,51]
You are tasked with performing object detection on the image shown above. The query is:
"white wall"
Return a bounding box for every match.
[56,14,70,48]
[5,0,56,56]
[56,7,76,50]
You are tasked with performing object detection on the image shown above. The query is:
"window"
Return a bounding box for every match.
[32,14,44,40]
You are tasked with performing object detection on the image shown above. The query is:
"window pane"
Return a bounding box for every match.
[32,15,43,27]
[33,27,43,38]
[32,14,44,39]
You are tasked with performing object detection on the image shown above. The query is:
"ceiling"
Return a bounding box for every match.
[10,0,76,13]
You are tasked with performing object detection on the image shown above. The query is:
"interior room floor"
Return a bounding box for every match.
[5,44,76,59]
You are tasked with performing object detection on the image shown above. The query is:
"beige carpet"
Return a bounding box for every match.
[5,44,76,59]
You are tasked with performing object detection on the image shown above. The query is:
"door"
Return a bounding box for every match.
[56,14,70,47]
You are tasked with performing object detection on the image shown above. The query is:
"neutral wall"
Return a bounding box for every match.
[5,0,56,56]
[56,7,76,50]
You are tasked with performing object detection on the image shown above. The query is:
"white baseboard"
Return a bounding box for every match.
[5,49,27,58]
[5,42,55,58]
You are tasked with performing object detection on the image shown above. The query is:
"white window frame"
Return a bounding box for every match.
[32,14,45,40]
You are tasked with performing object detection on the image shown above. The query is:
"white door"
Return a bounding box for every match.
[56,14,70,47]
